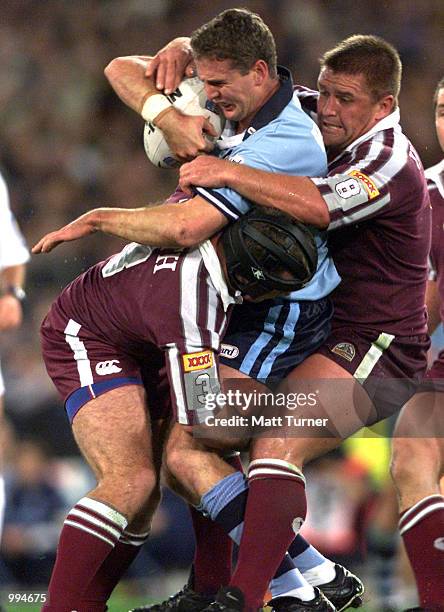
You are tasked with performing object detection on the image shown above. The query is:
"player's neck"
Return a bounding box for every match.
[237,77,280,133]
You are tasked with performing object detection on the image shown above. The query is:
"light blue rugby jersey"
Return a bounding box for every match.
[194,67,340,301]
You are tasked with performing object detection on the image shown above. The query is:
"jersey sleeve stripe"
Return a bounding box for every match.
[195,187,240,220]
[165,344,188,424]
[357,130,394,178]
[179,252,205,352]
[316,129,411,229]
[329,192,390,229]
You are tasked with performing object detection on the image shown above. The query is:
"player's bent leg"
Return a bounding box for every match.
[225,354,366,611]
[391,393,444,609]
[72,385,158,517]
[165,422,239,505]
[43,385,159,612]
[226,354,363,611]
[81,417,170,610]
[391,393,444,510]
[133,453,246,612]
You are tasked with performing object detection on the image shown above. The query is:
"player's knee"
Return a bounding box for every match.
[164,442,189,481]
[113,466,159,514]
[390,438,440,489]
[133,466,158,499]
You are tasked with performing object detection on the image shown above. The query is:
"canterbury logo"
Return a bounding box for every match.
[182,350,214,372]
[95,360,122,375]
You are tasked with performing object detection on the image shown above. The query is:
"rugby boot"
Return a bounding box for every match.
[201,586,259,612]
[129,584,212,612]
[268,587,336,611]
[316,564,364,611]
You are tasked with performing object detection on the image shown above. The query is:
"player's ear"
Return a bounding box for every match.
[251,60,268,84]
[375,94,395,120]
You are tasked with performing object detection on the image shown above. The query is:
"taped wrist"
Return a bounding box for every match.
[141,93,173,124]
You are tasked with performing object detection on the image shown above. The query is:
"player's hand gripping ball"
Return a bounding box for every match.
[143,77,225,168]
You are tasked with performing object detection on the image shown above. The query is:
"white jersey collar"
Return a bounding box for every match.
[426,158,444,199]
[199,240,242,311]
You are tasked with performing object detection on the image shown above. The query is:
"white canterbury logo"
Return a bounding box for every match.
[434,537,444,551]
[95,360,122,375]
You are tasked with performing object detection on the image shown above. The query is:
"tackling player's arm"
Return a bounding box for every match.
[144,36,194,94]
[104,55,216,159]
[32,196,227,254]
[179,156,330,228]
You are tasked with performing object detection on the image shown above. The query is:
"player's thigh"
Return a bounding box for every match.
[72,384,155,480]
[251,353,374,465]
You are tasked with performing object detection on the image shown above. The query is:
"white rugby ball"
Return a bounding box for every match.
[143,76,225,169]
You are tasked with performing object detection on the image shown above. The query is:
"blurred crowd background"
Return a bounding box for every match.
[0,1,443,609]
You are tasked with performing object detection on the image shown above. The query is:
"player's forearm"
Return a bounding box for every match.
[104,56,157,115]
[226,166,330,228]
[91,205,198,247]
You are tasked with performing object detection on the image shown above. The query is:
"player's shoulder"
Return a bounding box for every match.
[351,124,423,180]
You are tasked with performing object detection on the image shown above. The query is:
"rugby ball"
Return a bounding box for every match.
[143,77,225,169]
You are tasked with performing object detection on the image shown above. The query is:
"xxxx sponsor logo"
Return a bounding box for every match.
[349,170,380,199]
[331,342,356,362]
[183,350,214,372]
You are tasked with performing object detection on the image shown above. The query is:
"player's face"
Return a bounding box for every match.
[435,87,444,153]
[317,67,394,153]
[195,57,262,131]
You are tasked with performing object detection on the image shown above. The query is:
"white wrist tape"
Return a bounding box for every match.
[141,94,173,124]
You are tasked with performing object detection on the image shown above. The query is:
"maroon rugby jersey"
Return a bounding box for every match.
[296,87,431,336]
[53,241,234,360]
[426,159,444,324]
